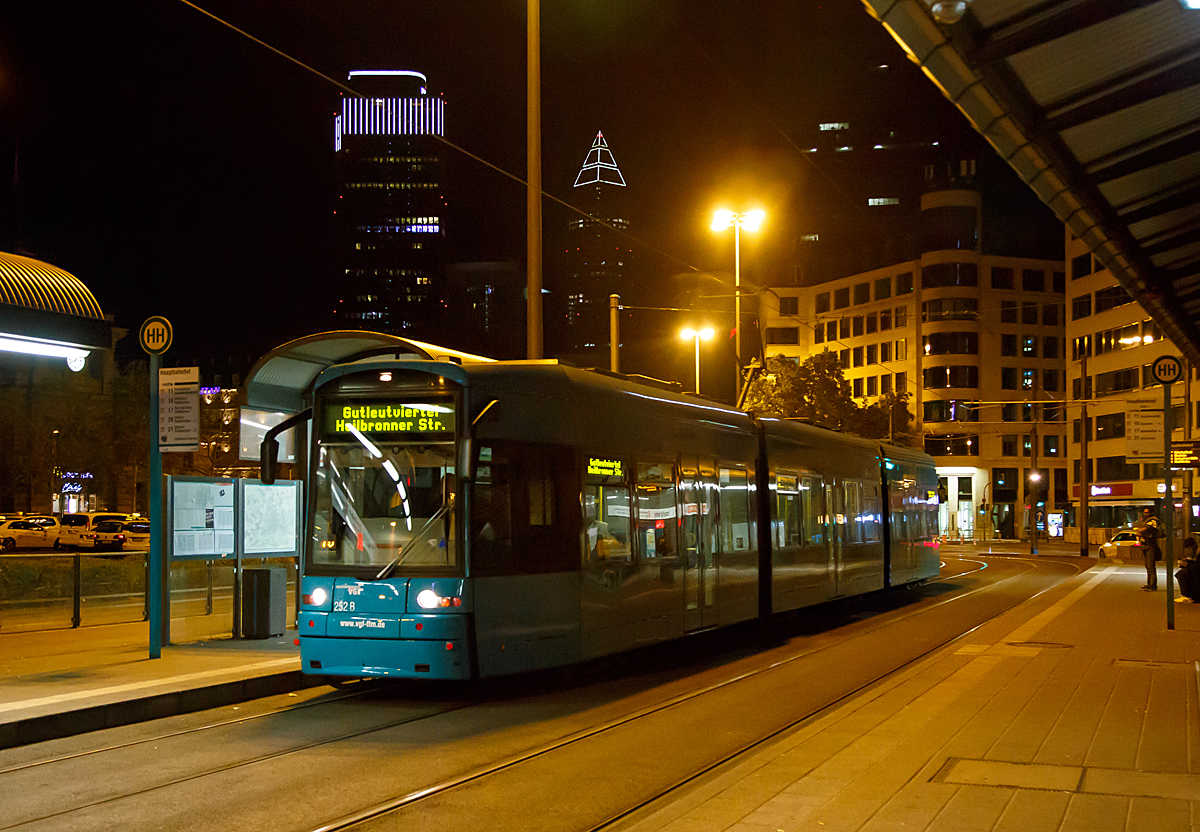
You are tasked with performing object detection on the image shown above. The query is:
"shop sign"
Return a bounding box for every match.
[1071,482,1135,498]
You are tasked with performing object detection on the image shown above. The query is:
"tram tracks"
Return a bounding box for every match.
[307,556,1084,832]
[0,555,1083,832]
[0,685,380,777]
[0,687,472,832]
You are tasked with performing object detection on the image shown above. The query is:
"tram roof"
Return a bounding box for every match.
[244,330,494,413]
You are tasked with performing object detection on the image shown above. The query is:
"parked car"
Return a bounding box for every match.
[80,520,131,551]
[0,519,52,551]
[1099,530,1143,559]
[60,512,129,549]
[119,520,151,550]
[17,516,63,549]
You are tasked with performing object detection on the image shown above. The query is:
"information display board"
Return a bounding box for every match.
[159,366,200,452]
[171,479,235,558]
[243,481,302,555]
[1125,394,1164,461]
[166,476,303,561]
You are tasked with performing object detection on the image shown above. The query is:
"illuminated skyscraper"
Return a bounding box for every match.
[559,131,629,353]
[332,70,446,336]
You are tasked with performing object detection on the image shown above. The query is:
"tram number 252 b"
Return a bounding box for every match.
[333,600,356,612]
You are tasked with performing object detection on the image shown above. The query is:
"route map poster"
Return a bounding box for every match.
[243,481,301,555]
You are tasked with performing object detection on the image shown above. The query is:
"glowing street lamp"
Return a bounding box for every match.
[680,326,715,394]
[711,209,765,393]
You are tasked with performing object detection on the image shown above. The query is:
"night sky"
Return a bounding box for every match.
[0,1,992,361]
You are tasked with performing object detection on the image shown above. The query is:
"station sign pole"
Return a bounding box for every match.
[1152,355,1184,630]
[139,317,173,658]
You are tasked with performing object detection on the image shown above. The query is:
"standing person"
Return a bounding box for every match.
[1138,507,1163,591]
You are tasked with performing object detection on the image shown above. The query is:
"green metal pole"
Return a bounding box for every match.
[149,353,163,658]
[1165,379,1174,630]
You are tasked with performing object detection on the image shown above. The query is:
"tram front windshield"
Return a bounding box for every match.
[312,440,457,571]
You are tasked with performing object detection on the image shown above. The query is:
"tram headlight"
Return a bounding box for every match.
[304,587,328,607]
[416,589,462,609]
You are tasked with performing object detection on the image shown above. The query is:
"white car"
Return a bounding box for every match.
[1099,530,1144,559]
[60,512,130,549]
[118,520,151,550]
[7,516,62,549]
[80,520,131,551]
[0,519,52,551]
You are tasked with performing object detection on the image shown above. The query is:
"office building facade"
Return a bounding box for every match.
[761,185,1067,540]
[1065,231,1196,540]
[332,71,446,338]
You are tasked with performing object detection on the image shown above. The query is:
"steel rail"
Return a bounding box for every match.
[0,694,472,832]
[306,556,1084,832]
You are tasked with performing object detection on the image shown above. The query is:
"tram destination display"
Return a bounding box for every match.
[321,401,455,438]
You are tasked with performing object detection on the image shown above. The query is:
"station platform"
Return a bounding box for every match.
[0,620,308,749]
[625,549,1200,832]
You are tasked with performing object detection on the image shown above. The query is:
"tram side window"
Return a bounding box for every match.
[635,461,677,559]
[472,453,512,570]
[923,494,938,540]
[802,475,823,546]
[888,482,910,544]
[775,472,803,547]
[718,467,752,551]
[844,480,862,543]
[529,475,555,526]
[583,463,632,563]
[864,484,881,542]
[471,442,578,575]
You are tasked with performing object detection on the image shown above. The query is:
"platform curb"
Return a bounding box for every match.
[0,669,324,751]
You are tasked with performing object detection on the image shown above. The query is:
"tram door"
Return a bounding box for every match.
[825,480,846,598]
[681,457,719,631]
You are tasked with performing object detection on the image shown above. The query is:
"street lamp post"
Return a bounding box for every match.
[526,0,543,359]
[51,429,60,513]
[680,327,715,394]
[711,209,765,395]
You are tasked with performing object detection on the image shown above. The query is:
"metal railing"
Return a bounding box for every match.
[0,552,297,636]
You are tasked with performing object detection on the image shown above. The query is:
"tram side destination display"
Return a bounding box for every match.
[321,401,456,438]
[172,479,235,558]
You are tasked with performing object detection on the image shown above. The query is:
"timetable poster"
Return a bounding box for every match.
[172,480,235,558]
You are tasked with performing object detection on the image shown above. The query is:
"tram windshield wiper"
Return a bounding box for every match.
[373,502,451,580]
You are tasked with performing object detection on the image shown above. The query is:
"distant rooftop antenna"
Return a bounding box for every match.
[573,131,626,188]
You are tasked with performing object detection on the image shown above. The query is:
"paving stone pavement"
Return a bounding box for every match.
[621,562,1200,832]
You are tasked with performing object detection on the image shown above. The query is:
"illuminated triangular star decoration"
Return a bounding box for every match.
[573,131,627,188]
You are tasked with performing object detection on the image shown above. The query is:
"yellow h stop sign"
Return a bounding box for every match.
[139,316,173,355]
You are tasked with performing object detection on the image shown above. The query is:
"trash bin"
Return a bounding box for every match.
[242,567,287,638]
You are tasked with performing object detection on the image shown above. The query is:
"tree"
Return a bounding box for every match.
[847,390,917,444]
[742,350,917,445]
[742,351,855,428]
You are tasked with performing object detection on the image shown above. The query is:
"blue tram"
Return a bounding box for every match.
[254,338,939,681]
